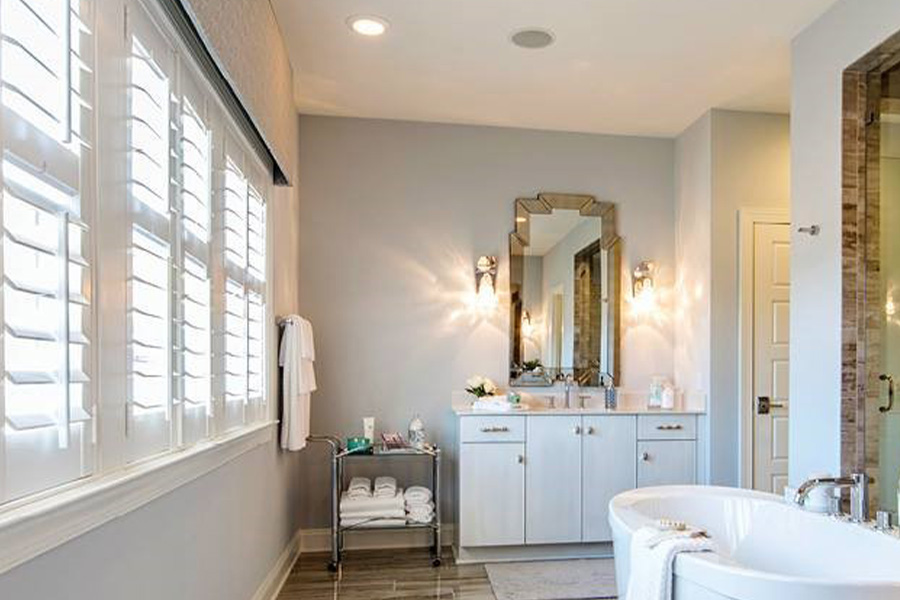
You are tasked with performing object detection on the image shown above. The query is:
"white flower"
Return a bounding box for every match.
[483,379,497,394]
[466,375,485,388]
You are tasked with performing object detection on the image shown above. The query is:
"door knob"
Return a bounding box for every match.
[756,396,785,415]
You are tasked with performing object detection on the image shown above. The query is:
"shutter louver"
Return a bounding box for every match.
[0,0,95,502]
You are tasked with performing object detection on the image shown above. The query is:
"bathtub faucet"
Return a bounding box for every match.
[793,472,870,523]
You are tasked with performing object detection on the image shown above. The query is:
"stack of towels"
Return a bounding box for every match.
[626,519,714,600]
[340,477,405,528]
[404,486,434,524]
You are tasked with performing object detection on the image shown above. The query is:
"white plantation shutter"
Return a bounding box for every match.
[0,0,96,501]
[246,185,266,420]
[125,7,175,461]
[175,83,212,446]
[215,148,267,432]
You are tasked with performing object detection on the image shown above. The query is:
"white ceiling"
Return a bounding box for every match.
[271,0,838,138]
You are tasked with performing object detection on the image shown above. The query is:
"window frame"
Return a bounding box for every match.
[0,0,278,575]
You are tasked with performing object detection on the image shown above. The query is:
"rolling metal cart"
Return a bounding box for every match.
[306,435,443,571]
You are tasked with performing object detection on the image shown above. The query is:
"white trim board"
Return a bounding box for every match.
[300,524,456,554]
[0,421,276,576]
[737,208,790,490]
[252,527,303,600]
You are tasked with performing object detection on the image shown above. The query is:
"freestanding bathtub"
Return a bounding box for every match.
[609,486,900,600]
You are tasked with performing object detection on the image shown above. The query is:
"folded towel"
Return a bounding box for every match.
[404,486,433,504]
[340,490,404,513]
[406,501,434,524]
[374,476,397,497]
[340,508,407,520]
[626,524,714,600]
[341,517,408,528]
[471,397,512,412]
[346,477,372,499]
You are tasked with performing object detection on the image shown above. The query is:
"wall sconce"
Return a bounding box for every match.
[632,260,656,297]
[521,310,534,337]
[474,255,498,309]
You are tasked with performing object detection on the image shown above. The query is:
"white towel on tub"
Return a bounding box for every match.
[279,316,317,451]
[626,524,714,600]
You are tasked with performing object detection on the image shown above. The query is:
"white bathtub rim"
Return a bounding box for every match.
[609,485,900,600]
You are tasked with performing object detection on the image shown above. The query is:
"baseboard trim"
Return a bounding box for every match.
[251,527,303,600]
[300,524,455,553]
[454,541,613,564]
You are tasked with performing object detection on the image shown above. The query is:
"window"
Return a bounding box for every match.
[0,0,271,506]
[0,0,96,503]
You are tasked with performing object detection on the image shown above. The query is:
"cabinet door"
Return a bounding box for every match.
[459,443,525,546]
[582,415,637,542]
[637,440,696,487]
[526,416,583,544]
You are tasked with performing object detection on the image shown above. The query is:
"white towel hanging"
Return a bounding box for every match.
[279,315,316,451]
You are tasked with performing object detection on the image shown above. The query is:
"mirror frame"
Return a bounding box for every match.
[508,192,621,387]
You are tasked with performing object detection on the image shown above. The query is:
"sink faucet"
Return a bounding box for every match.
[794,473,870,522]
[563,373,575,408]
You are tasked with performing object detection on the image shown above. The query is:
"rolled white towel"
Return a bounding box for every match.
[374,476,397,498]
[342,517,408,528]
[404,486,432,504]
[407,503,434,524]
[347,477,372,499]
[340,508,406,520]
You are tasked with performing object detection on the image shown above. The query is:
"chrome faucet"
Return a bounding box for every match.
[794,473,870,522]
[562,373,575,408]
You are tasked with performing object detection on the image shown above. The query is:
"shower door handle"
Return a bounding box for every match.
[879,374,895,413]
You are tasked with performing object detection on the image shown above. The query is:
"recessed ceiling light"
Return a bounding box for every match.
[510,28,555,50]
[347,15,389,37]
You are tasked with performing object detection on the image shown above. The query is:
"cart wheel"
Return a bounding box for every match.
[431,557,442,567]
[327,561,339,572]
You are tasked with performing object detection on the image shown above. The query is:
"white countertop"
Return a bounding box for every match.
[452,404,705,416]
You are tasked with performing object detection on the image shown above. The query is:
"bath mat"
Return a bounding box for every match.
[485,559,617,600]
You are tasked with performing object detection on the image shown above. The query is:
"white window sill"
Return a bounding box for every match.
[0,420,277,575]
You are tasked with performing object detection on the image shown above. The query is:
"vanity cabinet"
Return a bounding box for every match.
[456,411,698,558]
[525,416,583,544]
[582,415,637,542]
[458,417,526,547]
[636,415,697,487]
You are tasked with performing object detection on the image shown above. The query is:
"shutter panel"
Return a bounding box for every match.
[0,0,95,502]
[246,185,266,421]
[175,80,212,445]
[124,5,175,462]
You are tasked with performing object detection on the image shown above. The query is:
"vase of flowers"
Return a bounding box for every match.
[465,375,498,399]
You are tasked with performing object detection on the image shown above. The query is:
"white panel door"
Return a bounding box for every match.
[526,416,583,544]
[637,441,696,487]
[459,443,525,546]
[582,416,637,542]
[753,223,791,494]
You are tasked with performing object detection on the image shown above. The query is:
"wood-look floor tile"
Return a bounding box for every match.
[276,548,496,600]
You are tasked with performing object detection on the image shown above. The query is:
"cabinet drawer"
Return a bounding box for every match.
[460,416,526,443]
[637,415,696,440]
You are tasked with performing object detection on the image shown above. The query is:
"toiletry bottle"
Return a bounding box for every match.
[408,414,425,450]
[661,385,675,410]
[363,417,375,443]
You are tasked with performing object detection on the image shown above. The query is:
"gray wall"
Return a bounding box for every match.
[674,109,790,486]
[790,0,900,484]
[297,115,675,527]
[0,131,304,600]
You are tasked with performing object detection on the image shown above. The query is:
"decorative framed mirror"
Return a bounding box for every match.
[508,193,621,387]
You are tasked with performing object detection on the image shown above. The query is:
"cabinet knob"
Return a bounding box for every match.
[641,452,651,462]
[574,426,582,435]
[517,454,525,464]
[586,426,596,435]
